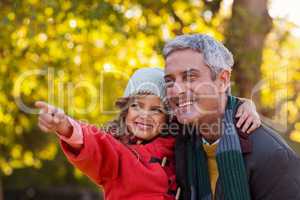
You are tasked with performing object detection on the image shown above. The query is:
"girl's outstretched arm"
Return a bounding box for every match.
[35,101,120,184]
[35,101,82,150]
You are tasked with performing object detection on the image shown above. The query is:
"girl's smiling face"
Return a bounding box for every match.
[125,95,167,141]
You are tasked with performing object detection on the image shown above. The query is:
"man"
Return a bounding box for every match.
[163,34,300,200]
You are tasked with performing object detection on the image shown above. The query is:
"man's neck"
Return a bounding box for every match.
[198,95,228,144]
[199,118,222,144]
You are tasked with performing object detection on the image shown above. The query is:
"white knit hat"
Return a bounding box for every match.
[123,67,166,100]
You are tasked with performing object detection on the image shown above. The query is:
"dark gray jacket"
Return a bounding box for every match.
[175,113,300,200]
[243,124,300,200]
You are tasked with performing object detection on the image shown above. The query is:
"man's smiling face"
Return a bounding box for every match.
[164,49,229,125]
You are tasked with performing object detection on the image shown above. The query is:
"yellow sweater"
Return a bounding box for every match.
[203,142,219,197]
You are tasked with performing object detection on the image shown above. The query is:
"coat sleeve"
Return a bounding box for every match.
[60,122,121,185]
[250,148,300,200]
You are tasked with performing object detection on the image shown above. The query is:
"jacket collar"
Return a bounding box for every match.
[237,127,252,154]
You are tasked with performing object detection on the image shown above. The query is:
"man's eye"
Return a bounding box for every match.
[185,75,198,82]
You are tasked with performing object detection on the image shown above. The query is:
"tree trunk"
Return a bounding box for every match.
[0,177,4,200]
[225,0,272,99]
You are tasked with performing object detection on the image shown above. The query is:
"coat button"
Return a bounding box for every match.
[175,187,181,200]
[161,157,167,167]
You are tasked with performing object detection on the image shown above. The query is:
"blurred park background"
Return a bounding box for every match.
[1,0,300,199]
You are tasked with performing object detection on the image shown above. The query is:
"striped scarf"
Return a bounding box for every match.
[176,96,251,200]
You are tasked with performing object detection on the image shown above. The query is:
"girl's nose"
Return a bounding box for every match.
[138,108,149,116]
[137,110,152,121]
[139,112,150,120]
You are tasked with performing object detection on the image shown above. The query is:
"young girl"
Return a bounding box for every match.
[35,67,260,200]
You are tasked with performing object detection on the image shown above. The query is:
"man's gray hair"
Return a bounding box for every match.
[163,34,234,80]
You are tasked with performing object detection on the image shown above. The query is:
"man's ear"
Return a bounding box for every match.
[216,70,231,92]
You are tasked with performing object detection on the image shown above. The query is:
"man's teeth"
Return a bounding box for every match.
[179,101,194,108]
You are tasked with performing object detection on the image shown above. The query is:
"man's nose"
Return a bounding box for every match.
[172,80,188,96]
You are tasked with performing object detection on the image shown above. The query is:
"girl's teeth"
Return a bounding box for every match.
[136,122,151,128]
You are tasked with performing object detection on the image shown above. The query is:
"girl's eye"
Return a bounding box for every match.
[166,81,174,88]
[130,103,139,108]
[151,108,163,114]
[165,78,175,88]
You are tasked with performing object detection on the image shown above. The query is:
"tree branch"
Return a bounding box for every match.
[167,2,184,35]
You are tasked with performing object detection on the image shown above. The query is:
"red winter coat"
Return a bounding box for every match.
[60,123,178,200]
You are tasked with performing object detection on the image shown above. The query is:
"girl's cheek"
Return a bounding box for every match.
[127,108,138,120]
[155,121,165,133]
